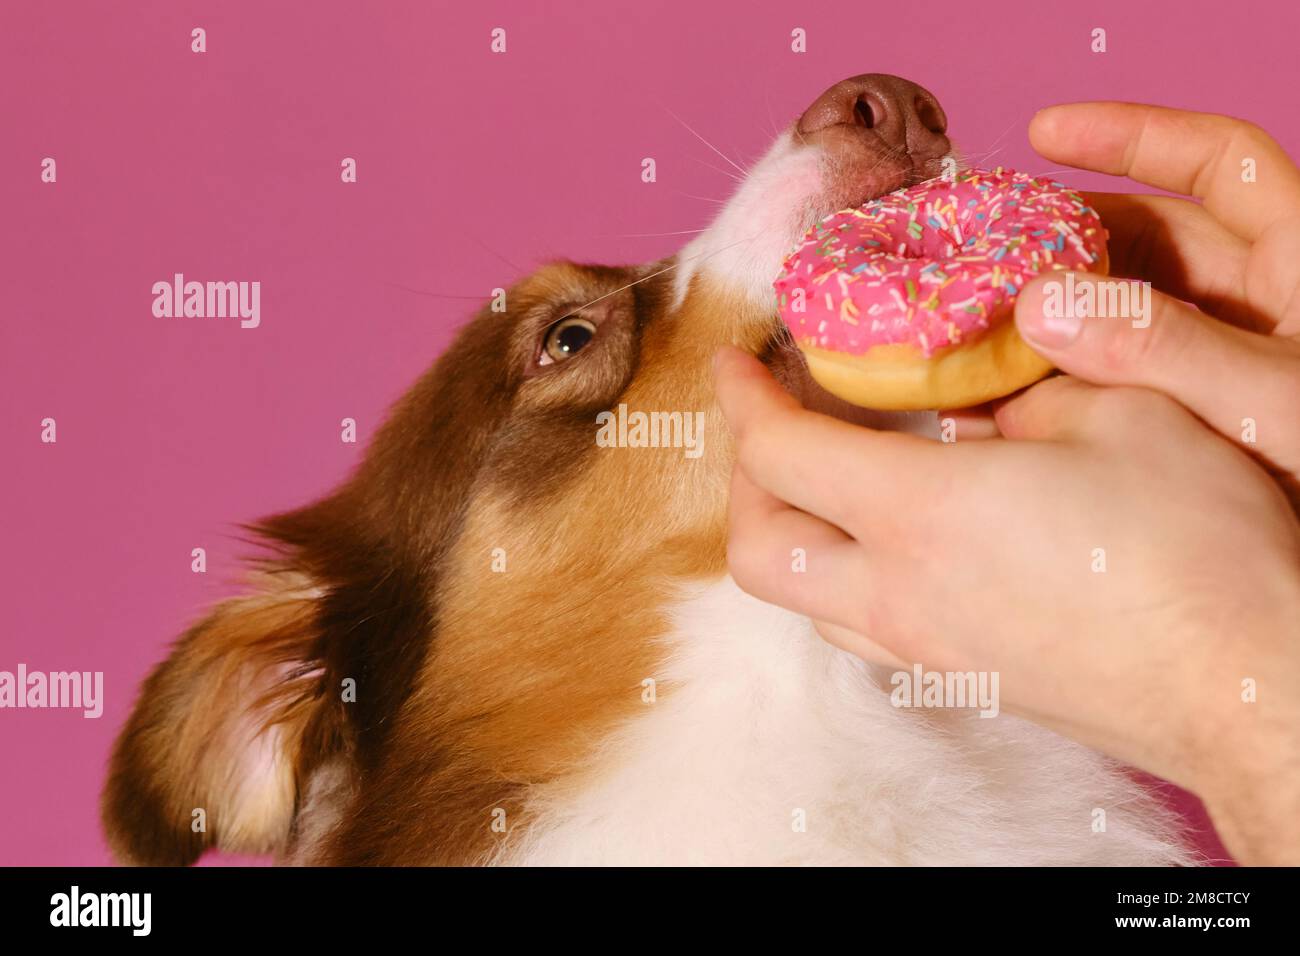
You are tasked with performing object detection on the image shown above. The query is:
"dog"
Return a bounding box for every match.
[103,74,1193,866]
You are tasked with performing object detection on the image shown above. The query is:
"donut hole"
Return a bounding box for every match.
[850,180,1003,265]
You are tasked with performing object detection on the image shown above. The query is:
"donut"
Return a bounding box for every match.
[774,167,1108,410]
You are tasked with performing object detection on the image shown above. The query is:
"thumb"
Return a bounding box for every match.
[1013,272,1299,461]
[812,619,908,669]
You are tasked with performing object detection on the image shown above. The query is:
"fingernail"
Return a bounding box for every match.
[1016,278,1083,350]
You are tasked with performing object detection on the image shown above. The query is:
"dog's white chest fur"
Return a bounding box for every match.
[498,577,1191,866]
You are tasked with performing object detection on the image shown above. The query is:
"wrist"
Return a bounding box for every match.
[1201,738,1300,865]
[1194,587,1300,864]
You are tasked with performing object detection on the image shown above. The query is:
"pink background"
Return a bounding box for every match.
[5,0,1292,866]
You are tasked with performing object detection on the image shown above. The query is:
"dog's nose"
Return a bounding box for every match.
[797,73,949,163]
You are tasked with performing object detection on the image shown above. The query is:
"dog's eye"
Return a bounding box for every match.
[539,316,596,365]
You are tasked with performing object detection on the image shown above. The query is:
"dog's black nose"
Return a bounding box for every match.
[798,74,949,163]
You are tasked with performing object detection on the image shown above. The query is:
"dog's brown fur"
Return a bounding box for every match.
[103,260,773,865]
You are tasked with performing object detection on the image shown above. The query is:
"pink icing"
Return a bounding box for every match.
[774,168,1106,357]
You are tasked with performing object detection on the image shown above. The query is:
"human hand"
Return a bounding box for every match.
[1004,104,1300,503]
[714,344,1300,864]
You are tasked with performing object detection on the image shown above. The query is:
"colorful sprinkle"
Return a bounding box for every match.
[773,168,1106,357]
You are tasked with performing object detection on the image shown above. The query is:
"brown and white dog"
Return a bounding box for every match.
[103,74,1193,866]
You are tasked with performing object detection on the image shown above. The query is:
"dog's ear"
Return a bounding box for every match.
[102,573,337,865]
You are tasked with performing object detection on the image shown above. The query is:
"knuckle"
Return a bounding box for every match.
[732,425,764,476]
[727,534,784,602]
[724,525,761,587]
[995,375,1077,436]
[1096,385,1179,424]
[1098,316,1153,373]
[1096,321,1130,372]
[1229,119,1279,159]
[856,574,906,651]
[991,398,1022,436]
[994,391,1041,436]
[734,408,794,472]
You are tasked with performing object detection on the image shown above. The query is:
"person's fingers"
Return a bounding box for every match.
[730,466,930,669]
[1031,103,1300,242]
[1013,273,1300,467]
[714,346,944,533]
[991,374,1107,441]
[936,404,1002,440]
[725,465,874,632]
[1249,216,1300,338]
[1084,192,1266,332]
[812,619,907,668]
[995,375,1195,452]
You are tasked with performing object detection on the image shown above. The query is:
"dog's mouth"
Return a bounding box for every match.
[760,327,914,428]
[813,147,952,225]
[757,75,953,425]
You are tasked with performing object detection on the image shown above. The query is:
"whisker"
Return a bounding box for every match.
[1029,169,1085,181]
[385,281,487,301]
[955,145,1006,166]
[598,227,711,238]
[949,119,1024,174]
[762,86,782,141]
[466,231,527,275]
[689,155,745,183]
[966,118,1019,161]
[670,189,728,205]
[857,142,909,183]
[661,104,750,177]
[566,228,765,314]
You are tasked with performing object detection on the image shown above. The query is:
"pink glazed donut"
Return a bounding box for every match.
[775,167,1108,410]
